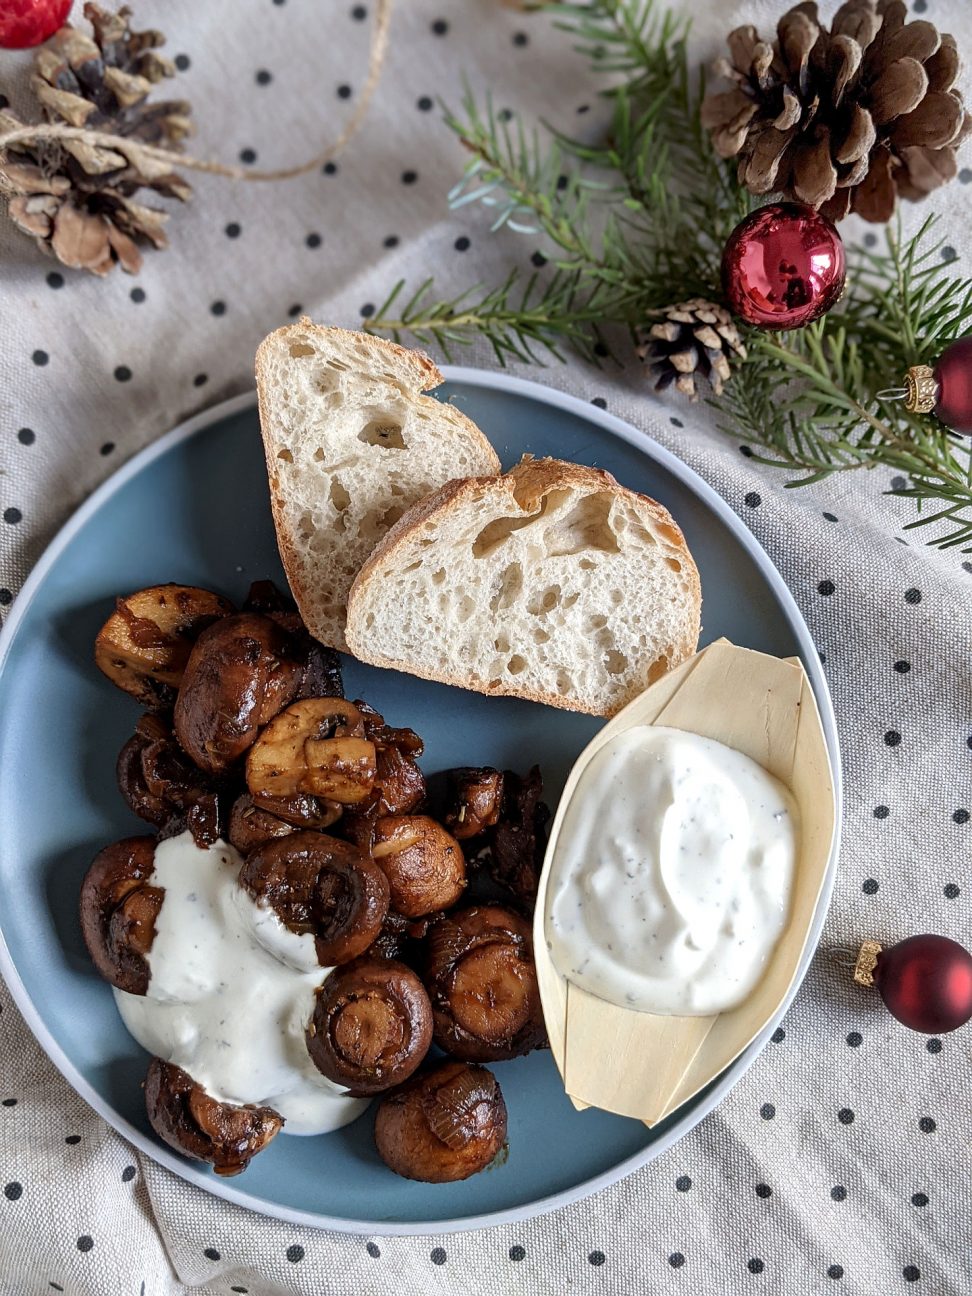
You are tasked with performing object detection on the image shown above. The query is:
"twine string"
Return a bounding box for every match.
[0,0,391,183]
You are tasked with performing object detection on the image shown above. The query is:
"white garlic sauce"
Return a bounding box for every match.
[545,726,798,1016]
[113,831,368,1135]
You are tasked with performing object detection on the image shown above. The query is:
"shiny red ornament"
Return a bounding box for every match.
[855,934,972,1034]
[722,202,846,331]
[0,0,71,48]
[932,336,972,435]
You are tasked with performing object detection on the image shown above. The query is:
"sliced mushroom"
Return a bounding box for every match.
[79,837,163,993]
[374,1060,507,1183]
[246,698,376,803]
[475,766,550,909]
[371,815,466,918]
[174,613,305,775]
[239,832,389,965]
[144,1058,283,1176]
[306,957,432,1095]
[249,790,343,829]
[424,905,547,1062]
[117,713,229,847]
[442,767,505,840]
[228,794,297,854]
[95,584,234,708]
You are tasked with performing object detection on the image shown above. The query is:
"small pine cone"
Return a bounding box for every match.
[0,3,192,276]
[701,0,972,223]
[636,300,747,401]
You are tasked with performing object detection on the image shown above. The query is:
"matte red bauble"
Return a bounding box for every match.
[0,0,71,48]
[722,203,846,331]
[855,934,972,1034]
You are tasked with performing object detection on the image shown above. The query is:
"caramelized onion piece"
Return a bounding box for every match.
[79,837,163,994]
[246,698,375,803]
[371,815,466,918]
[241,581,345,700]
[374,1061,507,1182]
[424,905,546,1061]
[144,1058,283,1177]
[306,957,432,1095]
[443,767,505,840]
[95,585,234,708]
[239,831,389,965]
[174,614,305,774]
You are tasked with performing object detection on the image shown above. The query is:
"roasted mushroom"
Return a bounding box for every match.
[424,905,547,1062]
[306,957,432,1095]
[472,766,550,909]
[174,613,305,775]
[242,580,344,700]
[443,767,505,840]
[246,698,377,803]
[374,1060,507,1183]
[228,793,297,854]
[239,832,389,965]
[144,1058,283,1176]
[365,910,430,964]
[117,713,229,847]
[79,837,163,994]
[228,791,342,853]
[95,584,234,708]
[371,815,466,918]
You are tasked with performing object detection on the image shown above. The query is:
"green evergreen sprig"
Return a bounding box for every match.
[365,0,972,550]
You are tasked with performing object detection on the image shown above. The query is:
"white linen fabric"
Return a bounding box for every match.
[1,1,971,1293]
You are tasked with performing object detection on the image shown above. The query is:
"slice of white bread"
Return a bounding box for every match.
[345,457,701,716]
[255,320,501,651]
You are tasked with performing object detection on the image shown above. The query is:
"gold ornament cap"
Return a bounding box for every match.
[903,365,938,415]
[853,939,883,987]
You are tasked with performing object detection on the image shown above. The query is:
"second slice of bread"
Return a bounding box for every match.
[255,320,501,651]
[345,457,701,716]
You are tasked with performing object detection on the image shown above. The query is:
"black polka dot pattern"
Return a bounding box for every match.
[509,1245,526,1261]
[831,1185,847,1201]
[430,1247,446,1265]
[286,1244,304,1263]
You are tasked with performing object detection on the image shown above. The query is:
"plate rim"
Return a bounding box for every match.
[0,373,843,1236]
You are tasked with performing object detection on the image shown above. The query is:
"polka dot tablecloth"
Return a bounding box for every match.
[2,1,972,1293]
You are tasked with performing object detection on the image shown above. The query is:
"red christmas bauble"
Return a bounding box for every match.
[934,336,972,436]
[873,935,972,1034]
[722,203,846,332]
[0,0,71,49]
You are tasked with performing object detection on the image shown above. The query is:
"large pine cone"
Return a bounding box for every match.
[701,0,971,223]
[636,300,747,401]
[0,3,192,275]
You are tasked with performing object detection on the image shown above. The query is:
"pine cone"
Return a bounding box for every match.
[0,3,192,275]
[636,300,747,401]
[701,0,972,223]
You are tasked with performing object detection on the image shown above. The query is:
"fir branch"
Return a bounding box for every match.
[368,0,972,551]
[365,269,637,366]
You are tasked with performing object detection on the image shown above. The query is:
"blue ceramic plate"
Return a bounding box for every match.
[0,374,841,1234]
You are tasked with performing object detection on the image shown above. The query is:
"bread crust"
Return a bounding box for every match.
[346,456,702,717]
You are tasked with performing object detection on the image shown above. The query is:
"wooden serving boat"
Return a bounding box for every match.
[532,638,837,1126]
